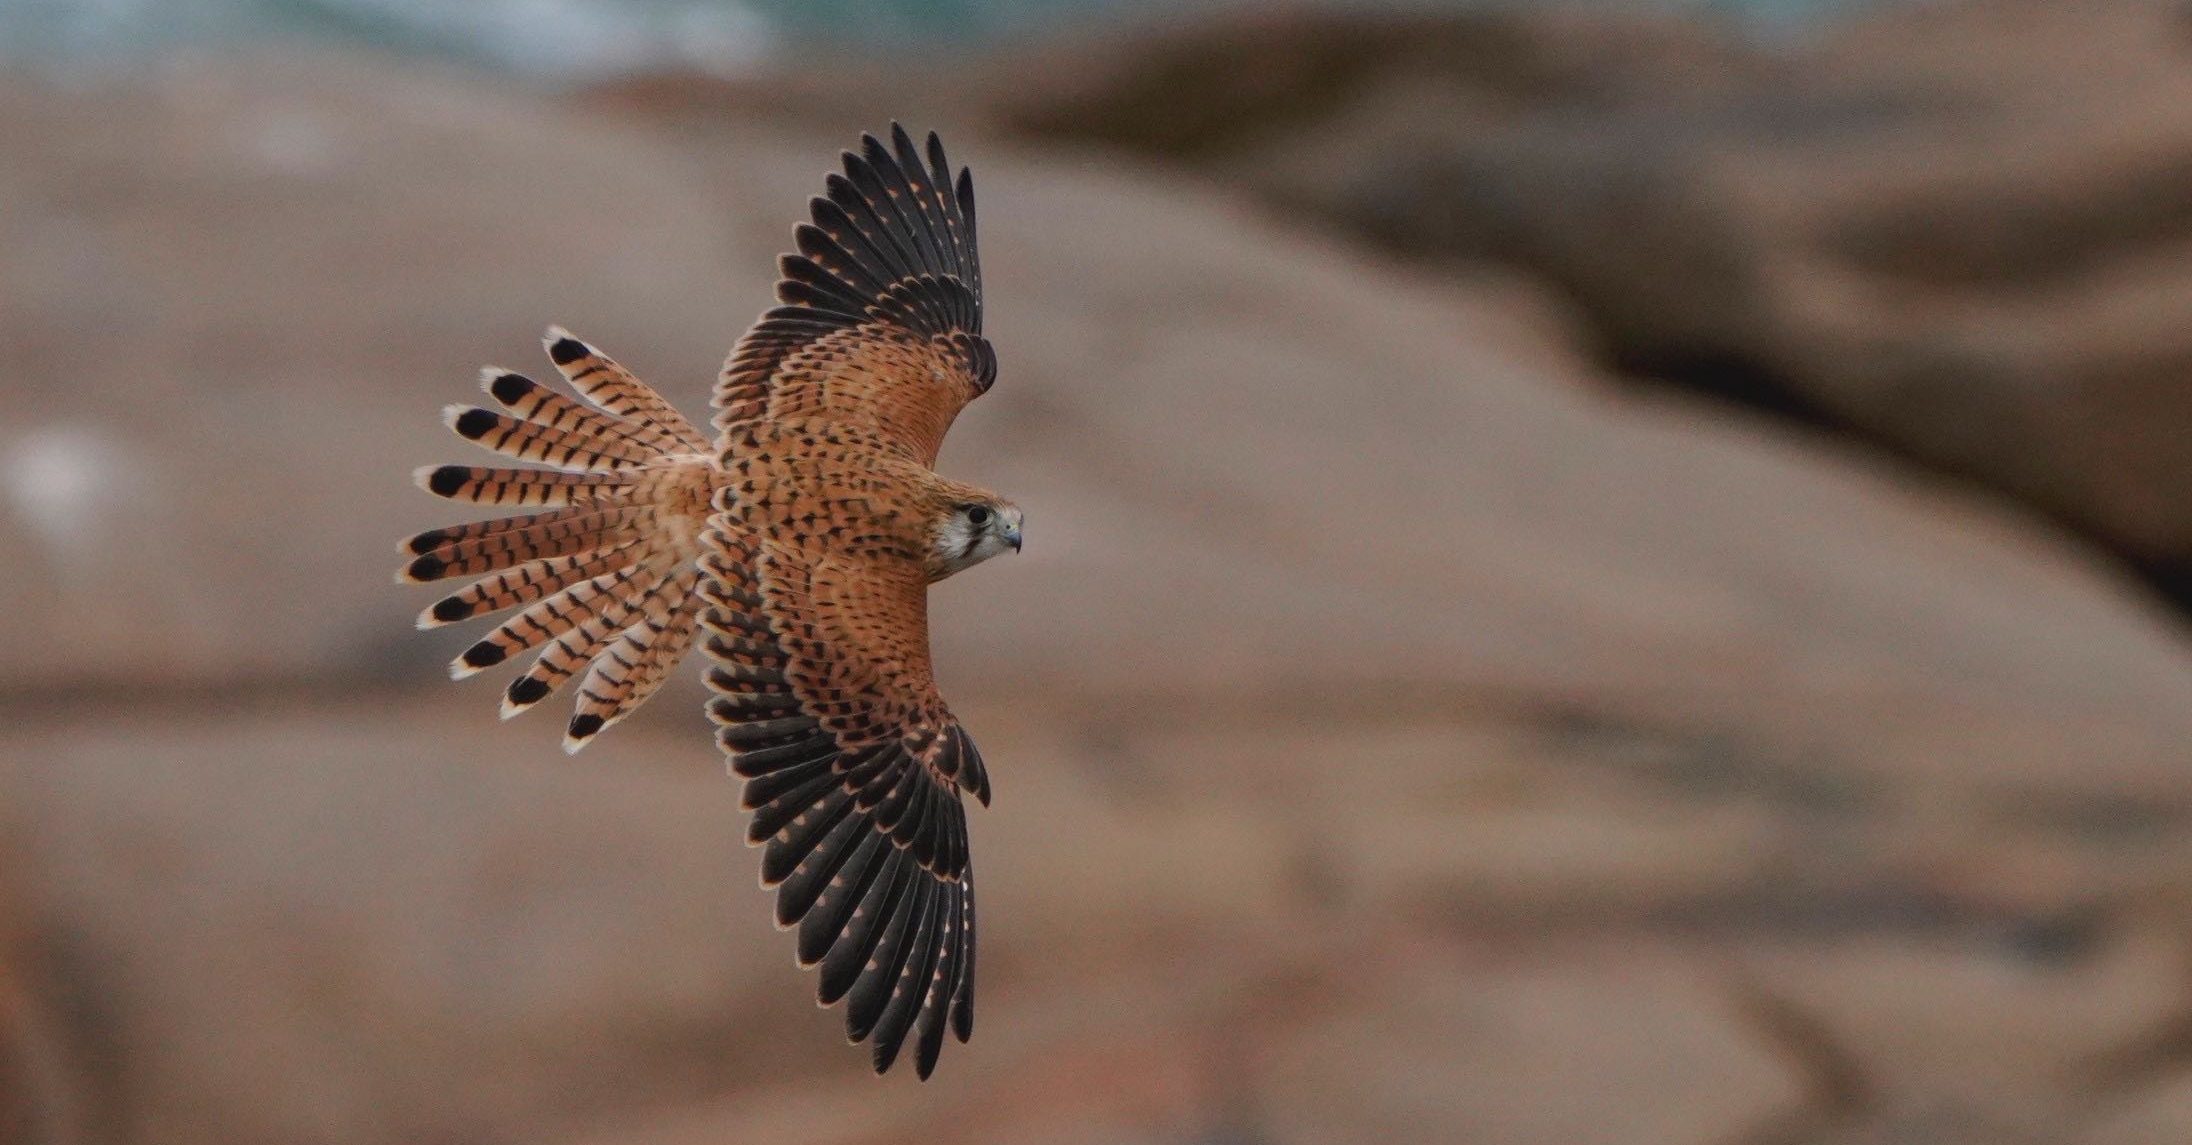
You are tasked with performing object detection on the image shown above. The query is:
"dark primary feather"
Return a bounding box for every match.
[823,853,913,1005]
[847,873,932,1041]
[867,878,943,1069]
[951,869,975,1043]
[773,804,867,925]
[801,831,890,966]
[865,130,944,277]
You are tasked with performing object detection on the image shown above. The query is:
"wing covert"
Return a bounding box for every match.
[715,125,995,466]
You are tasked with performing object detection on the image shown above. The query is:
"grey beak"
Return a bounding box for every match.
[1004,526,1022,553]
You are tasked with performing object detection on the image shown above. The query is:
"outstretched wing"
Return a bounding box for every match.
[698,530,987,1079]
[715,124,995,467]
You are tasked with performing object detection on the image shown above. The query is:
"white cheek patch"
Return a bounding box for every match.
[931,517,1010,574]
[932,519,973,568]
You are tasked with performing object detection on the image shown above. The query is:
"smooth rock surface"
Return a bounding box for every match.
[1251,947,1809,1145]
[990,0,2192,586]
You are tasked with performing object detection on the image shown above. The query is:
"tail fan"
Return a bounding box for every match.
[401,329,722,749]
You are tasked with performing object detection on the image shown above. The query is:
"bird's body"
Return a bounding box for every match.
[399,126,1015,1078]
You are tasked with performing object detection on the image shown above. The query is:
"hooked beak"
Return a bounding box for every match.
[1004,524,1022,553]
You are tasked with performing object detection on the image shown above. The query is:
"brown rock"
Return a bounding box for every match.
[994,0,2192,584]
[577,968,1237,1145]
[1741,928,2192,1137]
[2081,1074,2192,1145]
[0,841,79,1145]
[1250,946,1810,1145]
[4,705,806,1144]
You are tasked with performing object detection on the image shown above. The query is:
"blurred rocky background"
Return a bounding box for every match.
[5,1,2192,1143]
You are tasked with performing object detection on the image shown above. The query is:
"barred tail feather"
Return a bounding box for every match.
[453,561,666,681]
[407,328,722,744]
[543,327,713,453]
[442,404,659,471]
[414,465,632,507]
[481,369,694,458]
[498,559,689,718]
[564,574,703,752]
[399,505,652,584]
[416,540,646,629]
[401,504,618,558]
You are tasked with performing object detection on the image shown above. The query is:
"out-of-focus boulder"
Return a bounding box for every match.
[2081,1075,2192,1145]
[0,842,77,1145]
[1737,929,2192,1141]
[992,0,2192,587]
[4,707,812,1144]
[1251,947,1809,1145]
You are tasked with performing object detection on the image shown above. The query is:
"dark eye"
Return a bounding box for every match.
[966,505,992,526]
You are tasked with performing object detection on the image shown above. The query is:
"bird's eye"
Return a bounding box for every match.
[966,505,992,526]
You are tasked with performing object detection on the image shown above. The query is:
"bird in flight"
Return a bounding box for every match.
[397,126,1017,1079]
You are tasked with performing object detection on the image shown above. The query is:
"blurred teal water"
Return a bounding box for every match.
[0,0,1886,78]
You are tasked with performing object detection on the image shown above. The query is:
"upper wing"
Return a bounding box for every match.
[715,125,996,467]
[698,528,988,1079]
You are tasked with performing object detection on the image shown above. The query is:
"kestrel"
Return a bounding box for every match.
[398,126,1017,1079]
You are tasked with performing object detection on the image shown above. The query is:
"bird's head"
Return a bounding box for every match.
[923,489,1023,580]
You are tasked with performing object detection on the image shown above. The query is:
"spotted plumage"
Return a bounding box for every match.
[400,125,1019,1079]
